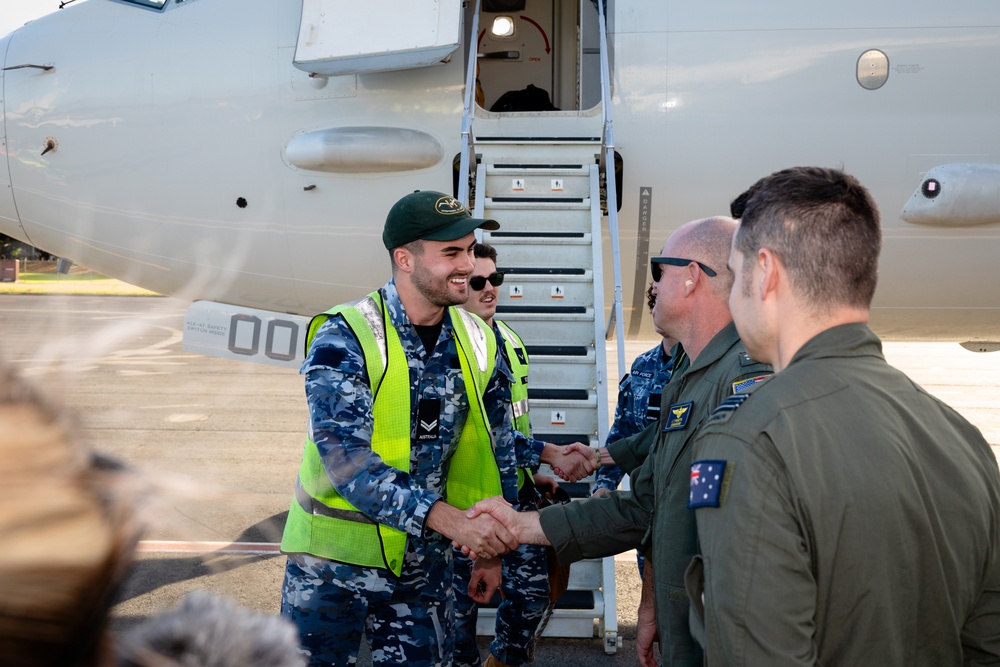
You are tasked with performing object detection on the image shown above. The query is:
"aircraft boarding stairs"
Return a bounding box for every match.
[468,111,621,654]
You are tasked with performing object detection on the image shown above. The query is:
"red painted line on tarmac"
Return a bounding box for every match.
[139,541,638,560]
[138,540,281,555]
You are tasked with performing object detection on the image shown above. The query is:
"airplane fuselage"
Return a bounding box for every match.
[1,0,998,342]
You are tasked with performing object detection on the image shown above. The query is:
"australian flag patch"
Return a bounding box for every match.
[689,460,727,508]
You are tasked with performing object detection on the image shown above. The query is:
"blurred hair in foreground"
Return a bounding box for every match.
[0,360,141,667]
[118,590,305,667]
[0,361,305,667]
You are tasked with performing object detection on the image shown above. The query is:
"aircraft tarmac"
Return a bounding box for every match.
[1,293,998,665]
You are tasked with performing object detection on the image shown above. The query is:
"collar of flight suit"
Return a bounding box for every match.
[786,322,884,369]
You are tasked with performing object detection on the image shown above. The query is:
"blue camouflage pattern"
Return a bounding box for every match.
[594,342,674,491]
[281,280,522,667]
[452,321,550,667]
[452,525,550,666]
[282,552,454,666]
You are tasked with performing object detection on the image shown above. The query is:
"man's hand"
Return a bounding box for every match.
[591,486,612,498]
[533,473,560,501]
[543,442,597,482]
[466,496,552,547]
[469,557,501,603]
[427,500,518,560]
[637,561,660,667]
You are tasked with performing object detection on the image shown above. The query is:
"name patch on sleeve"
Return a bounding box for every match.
[689,460,727,508]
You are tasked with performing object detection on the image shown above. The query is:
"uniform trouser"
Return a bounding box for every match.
[281,552,454,667]
[452,541,550,667]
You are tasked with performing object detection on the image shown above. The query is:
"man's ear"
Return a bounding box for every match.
[758,248,780,299]
[393,247,413,274]
[684,263,699,293]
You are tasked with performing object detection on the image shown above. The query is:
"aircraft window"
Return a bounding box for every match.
[921,179,942,199]
[117,0,168,8]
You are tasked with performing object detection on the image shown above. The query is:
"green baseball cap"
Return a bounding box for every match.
[382,190,499,250]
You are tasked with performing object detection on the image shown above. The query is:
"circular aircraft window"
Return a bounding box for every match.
[921,178,942,199]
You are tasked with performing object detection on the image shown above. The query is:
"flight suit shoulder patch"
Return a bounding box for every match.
[731,373,771,394]
[689,459,729,509]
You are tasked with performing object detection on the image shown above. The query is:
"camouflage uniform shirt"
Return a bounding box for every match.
[301,280,523,558]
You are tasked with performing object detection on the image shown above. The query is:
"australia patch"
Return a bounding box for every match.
[732,374,770,394]
[663,401,694,431]
[689,460,727,508]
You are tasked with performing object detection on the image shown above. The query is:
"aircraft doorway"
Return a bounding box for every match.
[476,0,602,112]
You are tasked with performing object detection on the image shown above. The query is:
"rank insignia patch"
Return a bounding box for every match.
[663,401,694,431]
[689,460,727,508]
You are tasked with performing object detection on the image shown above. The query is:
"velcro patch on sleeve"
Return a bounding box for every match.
[310,346,345,370]
[732,374,770,394]
[689,460,728,509]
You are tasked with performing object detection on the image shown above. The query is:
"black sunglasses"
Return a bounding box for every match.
[469,272,504,291]
[650,257,717,282]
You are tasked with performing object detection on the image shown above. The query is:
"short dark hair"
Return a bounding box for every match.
[732,166,881,309]
[474,242,497,263]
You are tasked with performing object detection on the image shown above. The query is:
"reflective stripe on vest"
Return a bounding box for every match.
[497,320,531,436]
[280,290,501,576]
[497,320,534,491]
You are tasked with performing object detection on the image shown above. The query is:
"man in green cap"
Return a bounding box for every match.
[279,191,597,667]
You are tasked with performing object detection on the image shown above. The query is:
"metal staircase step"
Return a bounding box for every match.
[483,205,592,233]
[526,345,589,357]
[528,348,597,389]
[485,165,591,198]
[496,311,594,348]
[493,274,594,309]
[490,239,593,272]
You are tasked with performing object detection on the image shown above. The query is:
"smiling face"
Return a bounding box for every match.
[408,233,477,308]
[464,256,499,325]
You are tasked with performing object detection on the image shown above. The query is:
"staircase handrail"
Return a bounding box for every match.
[596,0,626,380]
[458,0,482,208]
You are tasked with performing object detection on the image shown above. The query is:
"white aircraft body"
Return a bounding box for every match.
[1,0,999,365]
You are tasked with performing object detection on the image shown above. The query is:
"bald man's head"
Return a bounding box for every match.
[665,216,737,301]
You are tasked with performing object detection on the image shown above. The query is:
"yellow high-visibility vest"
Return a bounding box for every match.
[281,291,501,576]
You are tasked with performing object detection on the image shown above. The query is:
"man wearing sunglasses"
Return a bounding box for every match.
[453,242,594,667]
[461,216,772,667]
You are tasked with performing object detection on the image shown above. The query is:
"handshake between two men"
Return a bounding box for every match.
[426,441,600,603]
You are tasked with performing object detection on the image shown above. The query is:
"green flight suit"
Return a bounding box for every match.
[538,322,771,666]
[688,323,1000,666]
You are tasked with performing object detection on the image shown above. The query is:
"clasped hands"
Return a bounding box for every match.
[451,496,524,560]
[543,442,599,481]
